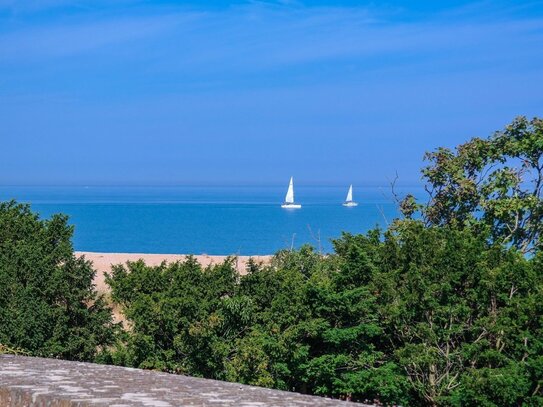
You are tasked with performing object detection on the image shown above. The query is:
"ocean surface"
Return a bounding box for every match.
[0,186,422,255]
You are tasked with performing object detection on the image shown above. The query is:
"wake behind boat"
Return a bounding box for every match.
[342,184,358,207]
[281,177,302,209]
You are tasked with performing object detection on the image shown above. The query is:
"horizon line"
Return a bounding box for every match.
[0,182,424,188]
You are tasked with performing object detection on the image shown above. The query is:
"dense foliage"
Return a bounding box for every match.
[103,224,542,406]
[0,201,116,360]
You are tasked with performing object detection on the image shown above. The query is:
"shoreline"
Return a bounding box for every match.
[76,251,272,293]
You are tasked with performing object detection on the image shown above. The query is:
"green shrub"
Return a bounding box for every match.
[0,201,116,361]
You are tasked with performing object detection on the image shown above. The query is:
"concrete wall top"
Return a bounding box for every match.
[0,355,367,406]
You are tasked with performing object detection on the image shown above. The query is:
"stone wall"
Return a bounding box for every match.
[0,355,368,406]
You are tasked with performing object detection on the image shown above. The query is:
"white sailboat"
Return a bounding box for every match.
[342,184,358,207]
[281,177,302,209]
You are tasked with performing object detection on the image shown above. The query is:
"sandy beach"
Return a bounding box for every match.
[77,251,272,293]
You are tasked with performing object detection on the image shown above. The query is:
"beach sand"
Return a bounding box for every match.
[76,251,272,294]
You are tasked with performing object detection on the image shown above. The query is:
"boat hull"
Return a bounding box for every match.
[281,203,302,209]
[342,201,358,207]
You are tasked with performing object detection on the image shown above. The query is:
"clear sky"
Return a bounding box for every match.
[1,0,542,186]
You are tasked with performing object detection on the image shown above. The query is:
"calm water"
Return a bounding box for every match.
[0,186,419,254]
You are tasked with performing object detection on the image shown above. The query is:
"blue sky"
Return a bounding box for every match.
[1,1,542,186]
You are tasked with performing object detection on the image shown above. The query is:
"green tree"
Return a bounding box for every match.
[406,116,543,254]
[332,222,542,406]
[104,256,239,376]
[105,227,541,406]
[0,201,116,360]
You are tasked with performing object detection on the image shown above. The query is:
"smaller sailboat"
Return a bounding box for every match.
[281,177,302,209]
[342,184,358,207]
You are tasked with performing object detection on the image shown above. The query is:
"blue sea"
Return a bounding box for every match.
[0,186,419,255]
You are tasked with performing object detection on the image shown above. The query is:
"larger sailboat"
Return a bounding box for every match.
[281,177,302,209]
[342,184,358,207]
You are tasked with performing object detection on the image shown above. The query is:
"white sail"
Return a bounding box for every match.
[281,177,301,208]
[285,177,295,204]
[342,184,358,206]
[346,184,353,202]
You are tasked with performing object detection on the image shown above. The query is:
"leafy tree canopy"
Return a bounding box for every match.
[0,201,116,360]
[403,116,543,254]
[104,224,542,406]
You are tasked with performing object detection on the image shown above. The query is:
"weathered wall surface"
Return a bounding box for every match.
[0,355,366,406]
